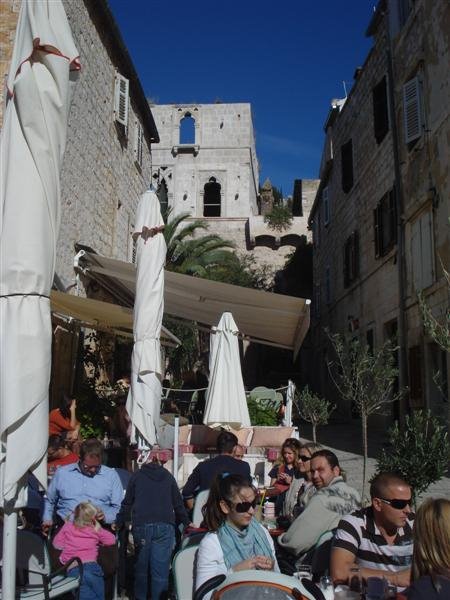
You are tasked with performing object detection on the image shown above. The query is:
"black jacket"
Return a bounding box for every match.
[182,454,251,500]
[115,463,189,527]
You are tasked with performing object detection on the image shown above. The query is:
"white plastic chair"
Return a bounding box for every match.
[192,489,209,527]
[207,570,323,600]
[172,544,199,600]
[0,529,81,600]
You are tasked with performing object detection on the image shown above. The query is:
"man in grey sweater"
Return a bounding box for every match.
[277,450,360,560]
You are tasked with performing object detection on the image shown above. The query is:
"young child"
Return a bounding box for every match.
[115,456,191,600]
[53,501,115,600]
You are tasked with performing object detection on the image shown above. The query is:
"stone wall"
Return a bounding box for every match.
[309,0,450,424]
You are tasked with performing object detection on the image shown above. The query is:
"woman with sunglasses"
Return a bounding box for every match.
[281,442,322,523]
[195,474,279,598]
[405,498,450,599]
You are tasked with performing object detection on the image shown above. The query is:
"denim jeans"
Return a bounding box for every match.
[132,522,175,600]
[68,562,104,600]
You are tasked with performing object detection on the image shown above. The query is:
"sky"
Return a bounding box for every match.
[108,0,376,197]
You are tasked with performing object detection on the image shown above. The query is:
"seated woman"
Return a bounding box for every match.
[406,497,450,599]
[49,393,80,442]
[281,442,322,523]
[47,434,78,475]
[268,438,301,515]
[196,474,279,598]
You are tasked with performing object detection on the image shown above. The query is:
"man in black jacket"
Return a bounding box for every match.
[182,430,251,510]
[115,458,190,600]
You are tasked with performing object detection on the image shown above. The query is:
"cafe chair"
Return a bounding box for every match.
[0,529,82,600]
[192,489,209,527]
[172,544,199,600]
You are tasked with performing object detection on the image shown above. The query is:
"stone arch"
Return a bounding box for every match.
[203,176,221,217]
[179,112,195,144]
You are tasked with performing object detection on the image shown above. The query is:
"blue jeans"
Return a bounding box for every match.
[68,562,104,600]
[132,522,175,600]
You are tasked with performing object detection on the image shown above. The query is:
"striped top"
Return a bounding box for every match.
[333,507,414,572]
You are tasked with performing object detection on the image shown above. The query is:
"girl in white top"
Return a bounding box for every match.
[195,474,279,598]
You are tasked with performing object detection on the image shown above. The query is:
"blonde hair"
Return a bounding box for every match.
[73,501,98,528]
[412,498,450,581]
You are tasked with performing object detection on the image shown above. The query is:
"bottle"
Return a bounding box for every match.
[319,573,335,600]
[102,432,109,449]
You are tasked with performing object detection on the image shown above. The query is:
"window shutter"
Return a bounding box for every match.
[114,73,129,128]
[325,266,331,304]
[420,211,434,289]
[374,205,381,257]
[373,76,389,144]
[134,121,143,168]
[408,345,424,407]
[353,231,359,279]
[403,77,422,144]
[343,239,349,288]
[323,187,330,225]
[341,140,354,193]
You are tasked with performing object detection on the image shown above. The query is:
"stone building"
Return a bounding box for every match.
[309,0,449,426]
[1,0,159,399]
[150,102,317,272]
[1,0,158,288]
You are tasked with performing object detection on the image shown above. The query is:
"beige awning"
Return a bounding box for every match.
[50,290,181,347]
[75,250,310,357]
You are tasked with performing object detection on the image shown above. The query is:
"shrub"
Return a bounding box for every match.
[264,204,293,232]
[375,410,449,504]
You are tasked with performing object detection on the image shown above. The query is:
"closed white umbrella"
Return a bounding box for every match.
[0,1,79,596]
[127,190,166,449]
[203,312,251,429]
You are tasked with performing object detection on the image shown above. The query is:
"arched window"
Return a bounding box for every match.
[180,113,195,144]
[203,177,221,217]
[157,179,169,219]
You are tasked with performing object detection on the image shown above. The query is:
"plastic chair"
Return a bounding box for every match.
[192,489,209,527]
[0,529,82,599]
[206,570,321,600]
[172,544,199,600]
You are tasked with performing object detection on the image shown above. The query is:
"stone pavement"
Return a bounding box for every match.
[299,419,450,504]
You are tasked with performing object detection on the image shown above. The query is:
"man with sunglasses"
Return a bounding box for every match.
[331,472,414,591]
[42,438,123,533]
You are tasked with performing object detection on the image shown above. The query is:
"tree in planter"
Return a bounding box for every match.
[327,332,403,500]
[375,410,449,505]
[295,386,335,443]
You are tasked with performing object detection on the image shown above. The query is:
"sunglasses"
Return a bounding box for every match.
[80,462,101,476]
[233,499,257,513]
[298,455,311,462]
[379,497,412,510]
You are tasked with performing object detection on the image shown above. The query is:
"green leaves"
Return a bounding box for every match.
[264,204,293,232]
[295,386,335,443]
[375,410,450,503]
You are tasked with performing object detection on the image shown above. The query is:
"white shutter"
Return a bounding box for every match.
[420,211,434,289]
[323,186,330,225]
[114,73,129,128]
[403,77,422,144]
[411,218,422,290]
[134,121,143,168]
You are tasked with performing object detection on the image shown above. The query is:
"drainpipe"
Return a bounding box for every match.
[385,27,409,424]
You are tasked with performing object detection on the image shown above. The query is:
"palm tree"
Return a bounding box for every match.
[163,210,235,276]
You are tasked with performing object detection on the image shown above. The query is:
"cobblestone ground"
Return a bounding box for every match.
[299,419,450,504]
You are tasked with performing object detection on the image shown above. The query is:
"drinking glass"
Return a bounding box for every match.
[349,566,363,593]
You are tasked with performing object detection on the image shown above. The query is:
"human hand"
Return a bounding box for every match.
[279,473,292,484]
[96,509,105,522]
[254,555,274,570]
[390,569,411,588]
[70,398,77,411]
[42,520,53,536]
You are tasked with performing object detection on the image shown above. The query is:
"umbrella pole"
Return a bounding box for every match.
[2,501,18,600]
[173,415,179,484]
